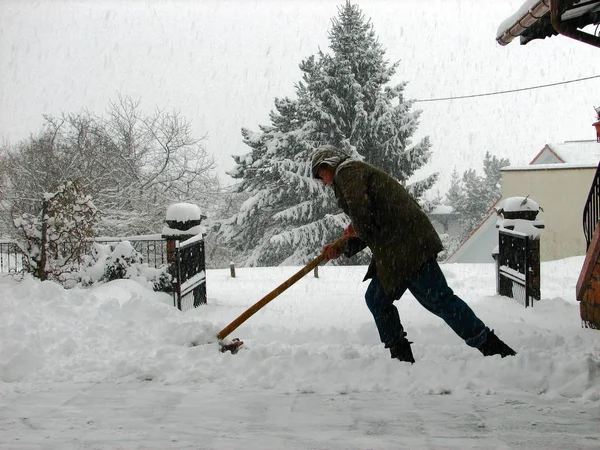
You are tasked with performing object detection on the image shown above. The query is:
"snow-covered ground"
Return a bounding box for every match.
[1,257,599,449]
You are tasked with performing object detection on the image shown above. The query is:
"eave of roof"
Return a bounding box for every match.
[497,0,600,46]
[502,162,598,171]
[497,0,551,46]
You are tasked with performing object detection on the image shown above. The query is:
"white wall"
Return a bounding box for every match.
[501,165,597,261]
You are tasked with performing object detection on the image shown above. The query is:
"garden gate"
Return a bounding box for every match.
[171,234,207,311]
[497,229,540,307]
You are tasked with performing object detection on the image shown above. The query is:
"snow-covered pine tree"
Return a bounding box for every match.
[447,152,510,241]
[454,169,491,238]
[220,1,435,266]
[445,168,463,209]
[483,151,510,192]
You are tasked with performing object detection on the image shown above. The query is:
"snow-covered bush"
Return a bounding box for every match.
[437,233,461,262]
[13,181,98,282]
[76,241,172,292]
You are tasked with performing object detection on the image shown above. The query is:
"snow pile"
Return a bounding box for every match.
[0,277,219,385]
[1,257,599,448]
[1,258,599,402]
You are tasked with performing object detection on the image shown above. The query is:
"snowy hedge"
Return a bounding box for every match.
[74,241,172,292]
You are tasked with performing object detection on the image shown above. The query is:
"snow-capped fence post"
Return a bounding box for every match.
[162,203,207,311]
[494,197,544,307]
[38,198,49,281]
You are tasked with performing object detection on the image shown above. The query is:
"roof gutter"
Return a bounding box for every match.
[497,0,551,46]
[551,0,600,48]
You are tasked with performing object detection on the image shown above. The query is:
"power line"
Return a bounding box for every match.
[413,74,600,103]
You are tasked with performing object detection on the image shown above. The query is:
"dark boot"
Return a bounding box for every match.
[389,339,415,364]
[478,330,516,358]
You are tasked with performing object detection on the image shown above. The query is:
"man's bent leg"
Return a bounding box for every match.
[365,276,415,362]
[407,259,489,348]
[365,275,406,346]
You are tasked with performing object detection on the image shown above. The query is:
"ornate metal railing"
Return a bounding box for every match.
[497,230,541,307]
[0,240,23,273]
[1,236,170,274]
[583,161,600,249]
[92,236,168,269]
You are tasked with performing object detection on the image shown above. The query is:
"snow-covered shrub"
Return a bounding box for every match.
[437,233,461,262]
[77,241,172,292]
[13,181,97,282]
[103,241,144,282]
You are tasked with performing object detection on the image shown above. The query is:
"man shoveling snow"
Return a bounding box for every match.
[312,145,516,363]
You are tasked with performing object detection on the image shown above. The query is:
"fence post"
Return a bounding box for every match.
[175,242,182,310]
[529,238,541,300]
[39,199,48,281]
[524,235,530,308]
[162,203,206,310]
[492,248,499,295]
[230,262,236,278]
[314,265,319,278]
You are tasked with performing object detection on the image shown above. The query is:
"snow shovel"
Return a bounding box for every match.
[218,234,349,353]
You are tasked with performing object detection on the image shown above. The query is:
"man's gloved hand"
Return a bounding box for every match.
[322,225,356,261]
[344,223,357,238]
[322,242,343,261]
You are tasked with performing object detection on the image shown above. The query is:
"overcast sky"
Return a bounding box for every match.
[1,0,599,196]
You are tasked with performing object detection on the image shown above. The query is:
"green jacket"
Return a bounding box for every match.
[333,159,443,296]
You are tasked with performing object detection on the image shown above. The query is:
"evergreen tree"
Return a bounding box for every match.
[220,2,435,266]
[445,168,462,210]
[483,151,510,194]
[454,169,490,237]
[447,152,510,241]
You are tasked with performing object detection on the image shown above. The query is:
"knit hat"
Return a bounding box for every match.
[311,145,349,179]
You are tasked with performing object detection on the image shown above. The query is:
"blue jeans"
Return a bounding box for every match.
[365,258,489,349]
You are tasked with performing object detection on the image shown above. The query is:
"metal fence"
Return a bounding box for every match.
[0,240,23,274]
[497,229,540,307]
[583,161,600,250]
[91,236,168,269]
[580,160,600,329]
[1,237,169,274]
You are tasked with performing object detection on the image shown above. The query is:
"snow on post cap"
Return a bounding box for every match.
[165,203,203,222]
[498,196,540,213]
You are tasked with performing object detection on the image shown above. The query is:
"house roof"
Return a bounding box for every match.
[528,140,600,165]
[503,162,599,171]
[445,198,502,264]
[496,0,600,46]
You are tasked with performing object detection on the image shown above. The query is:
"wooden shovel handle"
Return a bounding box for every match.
[217,235,348,341]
